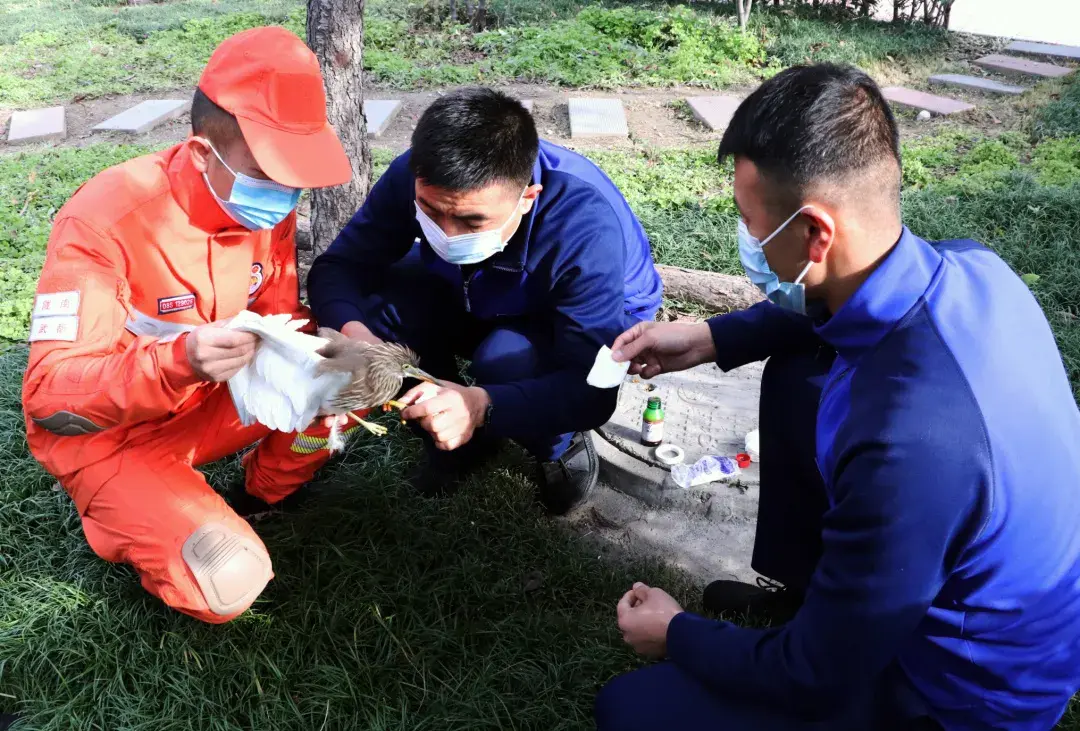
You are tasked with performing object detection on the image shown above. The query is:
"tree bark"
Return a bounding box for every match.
[472,0,486,31]
[656,265,764,314]
[736,0,753,30]
[307,0,372,256]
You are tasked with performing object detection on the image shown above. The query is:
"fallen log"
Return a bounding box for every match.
[656,264,763,314]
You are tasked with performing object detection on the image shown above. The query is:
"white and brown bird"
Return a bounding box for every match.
[225,311,438,450]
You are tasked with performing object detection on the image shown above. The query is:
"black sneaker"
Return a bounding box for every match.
[0,714,18,731]
[410,435,502,498]
[536,432,598,516]
[702,576,804,620]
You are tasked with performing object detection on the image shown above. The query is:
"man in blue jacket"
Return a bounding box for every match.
[308,87,662,513]
[598,64,1080,730]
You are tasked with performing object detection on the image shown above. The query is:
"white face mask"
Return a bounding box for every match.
[415,191,526,266]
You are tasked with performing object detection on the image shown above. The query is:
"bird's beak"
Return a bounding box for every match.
[403,364,441,386]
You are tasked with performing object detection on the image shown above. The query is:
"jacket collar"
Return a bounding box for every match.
[815,227,944,361]
[485,155,543,273]
[167,139,253,240]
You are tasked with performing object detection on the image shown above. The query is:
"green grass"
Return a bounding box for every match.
[0,0,952,106]
[0,346,697,728]
[1036,76,1080,141]
[0,144,157,340]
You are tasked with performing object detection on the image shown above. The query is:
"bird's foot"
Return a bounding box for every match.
[383,400,408,424]
[348,412,388,437]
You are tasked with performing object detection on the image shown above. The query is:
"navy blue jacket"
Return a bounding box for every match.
[668,229,1080,730]
[308,141,663,439]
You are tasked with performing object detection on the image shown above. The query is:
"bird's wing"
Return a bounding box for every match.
[225,311,349,432]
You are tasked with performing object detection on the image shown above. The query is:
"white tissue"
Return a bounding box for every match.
[586,345,631,388]
[745,429,760,462]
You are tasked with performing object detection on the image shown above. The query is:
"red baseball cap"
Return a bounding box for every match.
[198,26,352,189]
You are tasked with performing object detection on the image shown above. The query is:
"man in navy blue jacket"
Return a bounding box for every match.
[308,88,662,513]
[597,64,1080,730]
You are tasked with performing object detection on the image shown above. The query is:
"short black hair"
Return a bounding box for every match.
[718,63,901,206]
[409,87,539,191]
[191,87,244,148]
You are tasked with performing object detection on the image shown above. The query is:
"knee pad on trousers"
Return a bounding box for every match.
[181,523,272,617]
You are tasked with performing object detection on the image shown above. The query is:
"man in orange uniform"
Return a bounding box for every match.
[21,27,357,623]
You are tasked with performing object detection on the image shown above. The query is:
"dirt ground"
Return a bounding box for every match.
[4,56,1060,159]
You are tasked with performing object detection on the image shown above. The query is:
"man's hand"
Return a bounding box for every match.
[611,321,717,379]
[341,320,384,345]
[399,381,490,451]
[185,322,258,382]
[616,582,685,659]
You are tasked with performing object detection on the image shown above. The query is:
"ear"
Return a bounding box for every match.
[189,136,212,174]
[802,206,836,264]
[520,183,543,215]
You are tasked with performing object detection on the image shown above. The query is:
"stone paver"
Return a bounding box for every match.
[1006,41,1080,61]
[596,362,761,508]
[881,86,975,116]
[7,106,66,144]
[93,99,188,134]
[929,74,1028,96]
[973,54,1074,79]
[568,98,629,139]
[364,99,402,138]
[685,95,741,131]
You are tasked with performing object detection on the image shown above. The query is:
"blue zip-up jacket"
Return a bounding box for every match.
[666,229,1080,730]
[308,141,663,439]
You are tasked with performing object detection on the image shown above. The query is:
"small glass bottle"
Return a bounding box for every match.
[640,396,665,446]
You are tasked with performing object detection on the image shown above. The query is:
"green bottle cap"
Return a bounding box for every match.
[646,396,662,410]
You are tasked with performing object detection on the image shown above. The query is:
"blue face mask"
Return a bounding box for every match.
[199,139,301,231]
[414,190,526,266]
[738,205,815,315]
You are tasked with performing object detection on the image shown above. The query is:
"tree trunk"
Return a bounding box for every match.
[656,265,764,314]
[472,0,486,31]
[448,0,457,23]
[307,0,372,256]
[737,0,753,30]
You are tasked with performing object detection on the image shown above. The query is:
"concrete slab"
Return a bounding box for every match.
[881,87,976,116]
[973,54,1074,79]
[7,106,66,144]
[685,95,741,131]
[364,99,402,138]
[1005,41,1080,61]
[596,362,762,508]
[93,99,188,134]
[928,74,1028,96]
[568,98,629,139]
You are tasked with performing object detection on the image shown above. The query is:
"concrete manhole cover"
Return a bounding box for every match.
[594,361,763,508]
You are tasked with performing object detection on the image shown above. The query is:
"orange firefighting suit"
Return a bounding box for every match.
[22,141,355,623]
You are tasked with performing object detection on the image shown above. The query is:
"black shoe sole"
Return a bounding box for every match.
[537,432,598,516]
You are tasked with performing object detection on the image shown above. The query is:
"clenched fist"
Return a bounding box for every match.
[185,322,258,382]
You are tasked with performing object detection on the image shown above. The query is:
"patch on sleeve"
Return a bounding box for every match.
[33,291,80,318]
[158,293,196,315]
[29,291,81,343]
[29,315,79,342]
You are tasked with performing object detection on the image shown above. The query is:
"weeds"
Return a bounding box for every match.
[0,0,955,105]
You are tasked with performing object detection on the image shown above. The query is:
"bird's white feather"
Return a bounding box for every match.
[225,311,351,434]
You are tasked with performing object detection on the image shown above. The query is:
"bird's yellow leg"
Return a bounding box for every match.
[381,400,408,424]
[348,411,388,437]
